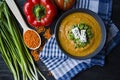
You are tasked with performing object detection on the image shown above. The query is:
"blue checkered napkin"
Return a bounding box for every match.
[40,0,120,80]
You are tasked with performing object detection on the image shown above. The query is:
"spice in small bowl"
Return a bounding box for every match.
[23,30,41,50]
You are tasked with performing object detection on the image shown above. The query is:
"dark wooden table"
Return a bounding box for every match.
[0,0,120,80]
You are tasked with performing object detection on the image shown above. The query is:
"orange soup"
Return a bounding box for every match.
[58,12,102,57]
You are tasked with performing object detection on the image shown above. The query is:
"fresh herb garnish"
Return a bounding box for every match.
[68,23,94,48]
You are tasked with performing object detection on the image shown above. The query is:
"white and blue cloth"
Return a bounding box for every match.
[40,0,120,80]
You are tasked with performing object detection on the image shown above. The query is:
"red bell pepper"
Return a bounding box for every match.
[24,0,57,27]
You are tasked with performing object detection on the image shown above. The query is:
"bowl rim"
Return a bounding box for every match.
[55,8,106,59]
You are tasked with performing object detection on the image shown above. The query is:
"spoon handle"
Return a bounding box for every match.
[6,0,29,31]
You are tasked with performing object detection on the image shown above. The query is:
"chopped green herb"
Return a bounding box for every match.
[68,33,74,40]
[84,25,89,30]
[68,23,94,48]
[78,24,84,30]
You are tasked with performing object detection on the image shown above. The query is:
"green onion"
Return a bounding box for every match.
[0,1,46,80]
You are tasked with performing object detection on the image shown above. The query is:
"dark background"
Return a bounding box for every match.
[0,0,120,80]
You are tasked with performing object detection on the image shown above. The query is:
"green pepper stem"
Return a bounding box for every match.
[34,5,45,21]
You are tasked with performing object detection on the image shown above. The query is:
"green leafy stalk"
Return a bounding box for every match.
[0,35,18,80]
[0,1,46,80]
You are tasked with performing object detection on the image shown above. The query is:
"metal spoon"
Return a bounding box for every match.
[6,0,41,50]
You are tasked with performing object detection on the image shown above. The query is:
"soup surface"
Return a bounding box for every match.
[58,12,102,57]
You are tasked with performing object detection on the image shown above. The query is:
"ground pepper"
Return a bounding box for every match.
[31,50,40,61]
[31,27,52,61]
[43,28,52,39]
[35,26,45,34]
[23,30,40,49]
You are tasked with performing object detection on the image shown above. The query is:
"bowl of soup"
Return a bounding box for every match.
[55,9,106,59]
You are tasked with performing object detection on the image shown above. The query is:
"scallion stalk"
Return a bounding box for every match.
[0,1,46,80]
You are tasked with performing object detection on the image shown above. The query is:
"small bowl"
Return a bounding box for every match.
[55,9,106,59]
